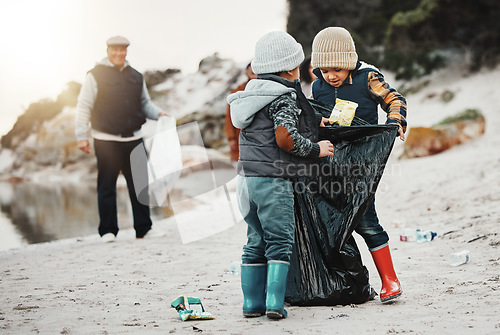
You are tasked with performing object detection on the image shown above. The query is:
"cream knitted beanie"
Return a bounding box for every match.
[251,31,305,75]
[311,27,358,70]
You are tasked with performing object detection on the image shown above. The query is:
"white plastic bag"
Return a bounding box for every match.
[147,116,182,207]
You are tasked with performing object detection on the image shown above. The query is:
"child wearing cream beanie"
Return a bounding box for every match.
[311,26,407,303]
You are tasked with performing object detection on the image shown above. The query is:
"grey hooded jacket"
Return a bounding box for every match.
[227,75,320,177]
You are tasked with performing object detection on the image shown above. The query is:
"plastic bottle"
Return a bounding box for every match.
[416,230,437,243]
[400,228,418,242]
[230,261,240,275]
[400,229,436,242]
[449,250,470,266]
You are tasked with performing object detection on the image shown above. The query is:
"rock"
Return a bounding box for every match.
[177,112,226,149]
[13,107,88,170]
[143,68,181,88]
[198,53,225,74]
[401,109,485,158]
[152,54,246,149]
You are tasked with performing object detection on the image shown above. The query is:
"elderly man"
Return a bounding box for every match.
[75,36,168,242]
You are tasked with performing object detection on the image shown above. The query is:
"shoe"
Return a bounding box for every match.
[266,260,289,319]
[241,263,267,317]
[101,233,116,243]
[137,228,166,239]
[371,245,402,302]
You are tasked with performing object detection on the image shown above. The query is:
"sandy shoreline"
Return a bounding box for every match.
[1,141,499,334]
[2,65,500,334]
[1,217,499,334]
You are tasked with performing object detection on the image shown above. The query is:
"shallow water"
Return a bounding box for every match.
[0,181,169,251]
[0,162,238,252]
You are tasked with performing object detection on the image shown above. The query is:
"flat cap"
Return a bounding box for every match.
[106,36,130,47]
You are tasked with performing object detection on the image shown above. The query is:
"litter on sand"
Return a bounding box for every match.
[171,295,215,321]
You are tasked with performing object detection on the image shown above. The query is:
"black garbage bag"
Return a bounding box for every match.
[286,105,398,305]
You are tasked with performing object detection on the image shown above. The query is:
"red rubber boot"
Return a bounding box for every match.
[371,245,402,302]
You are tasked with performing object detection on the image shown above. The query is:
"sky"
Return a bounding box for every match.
[0,0,288,137]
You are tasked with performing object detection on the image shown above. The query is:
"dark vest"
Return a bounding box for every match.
[90,64,146,136]
[238,75,319,178]
[312,62,379,125]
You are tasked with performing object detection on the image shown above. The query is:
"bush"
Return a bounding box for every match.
[287,0,500,79]
[440,90,455,103]
[435,108,483,126]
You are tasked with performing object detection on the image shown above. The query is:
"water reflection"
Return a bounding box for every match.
[0,181,170,250]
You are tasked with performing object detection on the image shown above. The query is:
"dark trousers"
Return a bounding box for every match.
[94,138,152,238]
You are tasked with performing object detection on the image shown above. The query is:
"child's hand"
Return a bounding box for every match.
[318,140,334,157]
[319,117,330,127]
[398,127,405,141]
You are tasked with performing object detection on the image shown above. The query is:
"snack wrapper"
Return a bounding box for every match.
[329,98,358,126]
[171,295,215,321]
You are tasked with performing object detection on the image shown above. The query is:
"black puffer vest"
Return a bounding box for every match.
[90,65,146,136]
[312,61,379,125]
[238,75,319,178]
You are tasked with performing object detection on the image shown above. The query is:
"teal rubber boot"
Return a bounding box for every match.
[241,263,267,317]
[266,261,290,319]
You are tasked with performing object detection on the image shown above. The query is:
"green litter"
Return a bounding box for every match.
[171,295,215,321]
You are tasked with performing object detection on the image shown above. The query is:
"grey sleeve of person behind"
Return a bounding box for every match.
[75,72,97,142]
[141,81,165,120]
[267,94,320,159]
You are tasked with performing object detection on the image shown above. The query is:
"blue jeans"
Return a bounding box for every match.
[354,197,389,251]
[237,176,295,264]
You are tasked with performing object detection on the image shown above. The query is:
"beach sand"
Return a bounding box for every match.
[1,64,500,334]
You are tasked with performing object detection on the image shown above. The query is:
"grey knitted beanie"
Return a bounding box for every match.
[251,31,305,75]
[311,27,358,70]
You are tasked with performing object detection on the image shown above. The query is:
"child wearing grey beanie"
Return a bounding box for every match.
[227,31,334,320]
